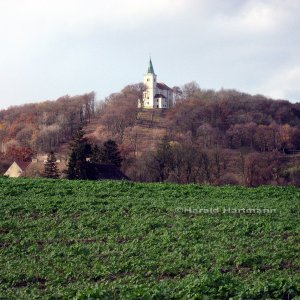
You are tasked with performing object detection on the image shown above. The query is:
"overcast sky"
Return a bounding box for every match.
[0,0,299,109]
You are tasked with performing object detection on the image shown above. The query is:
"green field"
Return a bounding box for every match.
[0,178,300,299]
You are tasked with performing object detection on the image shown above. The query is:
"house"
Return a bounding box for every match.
[138,58,174,109]
[3,156,67,178]
[85,163,130,181]
[4,161,31,178]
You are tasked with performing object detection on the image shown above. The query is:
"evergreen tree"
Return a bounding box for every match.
[67,151,77,179]
[90,145,103,163]
[102,140,123,168]
[67,127,92,179]
[43,151,59,179]
[151,136,174,182]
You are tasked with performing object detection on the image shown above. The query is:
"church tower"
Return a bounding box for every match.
[143,58,157,108]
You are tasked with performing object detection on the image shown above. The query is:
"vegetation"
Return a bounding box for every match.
[66,126,123,180]
[67,127,92,180]
[0,178,299,299]
[43,151,59,179]
[1,83,300,185]
[100,140,123,168]
[97,84,300,185]
[0,92,95,153]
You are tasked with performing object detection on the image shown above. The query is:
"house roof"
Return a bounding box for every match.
[157,82,172,91]
[15,160,31,171]
[86,163,130,181]
[147,58,155,74]
[4,160,32,177]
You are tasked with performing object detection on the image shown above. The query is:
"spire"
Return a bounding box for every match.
[147,58,155,74]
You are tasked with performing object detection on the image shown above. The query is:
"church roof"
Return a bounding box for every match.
[157,82,172,91]
[147,58,155,74]
[154,94,166,99]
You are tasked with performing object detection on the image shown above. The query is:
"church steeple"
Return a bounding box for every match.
[139,58,173,109]
[147,58,155,74]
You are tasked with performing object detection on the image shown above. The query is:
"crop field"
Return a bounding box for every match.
[0,178,300,299]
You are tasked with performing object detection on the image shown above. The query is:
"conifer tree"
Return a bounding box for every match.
[67,127,92,179]
[102,140,123,168]
[90,144,102,163]
[43,151,59,179]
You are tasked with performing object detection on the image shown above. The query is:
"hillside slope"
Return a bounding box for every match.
[82,109,169,156]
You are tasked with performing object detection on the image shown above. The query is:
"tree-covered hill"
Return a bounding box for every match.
[1,83,300,185]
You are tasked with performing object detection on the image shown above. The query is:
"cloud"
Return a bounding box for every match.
[0,0,300,108]
[0,0,190,37]
[211,0,298,37]
[262,66,300,101]
[0,0,192,72]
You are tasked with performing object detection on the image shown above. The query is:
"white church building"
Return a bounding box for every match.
[138,59,173,109]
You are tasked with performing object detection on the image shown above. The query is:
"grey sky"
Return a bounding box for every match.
[0,0,299,109]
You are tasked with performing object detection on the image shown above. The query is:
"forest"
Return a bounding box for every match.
[1,82,300,186]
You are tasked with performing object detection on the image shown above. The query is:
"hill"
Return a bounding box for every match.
[81,85,300,185]
[0,178,299,298]
[1,83,300,185]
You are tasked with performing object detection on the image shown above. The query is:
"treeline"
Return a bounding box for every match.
[1,82,300,186]
[0,92,96,174]
[0,92,95,153]
[92,82,300,186]
[132,138,291,186]
[168,82,300,141]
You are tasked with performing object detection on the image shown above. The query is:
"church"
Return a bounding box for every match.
[138,59,173,109]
